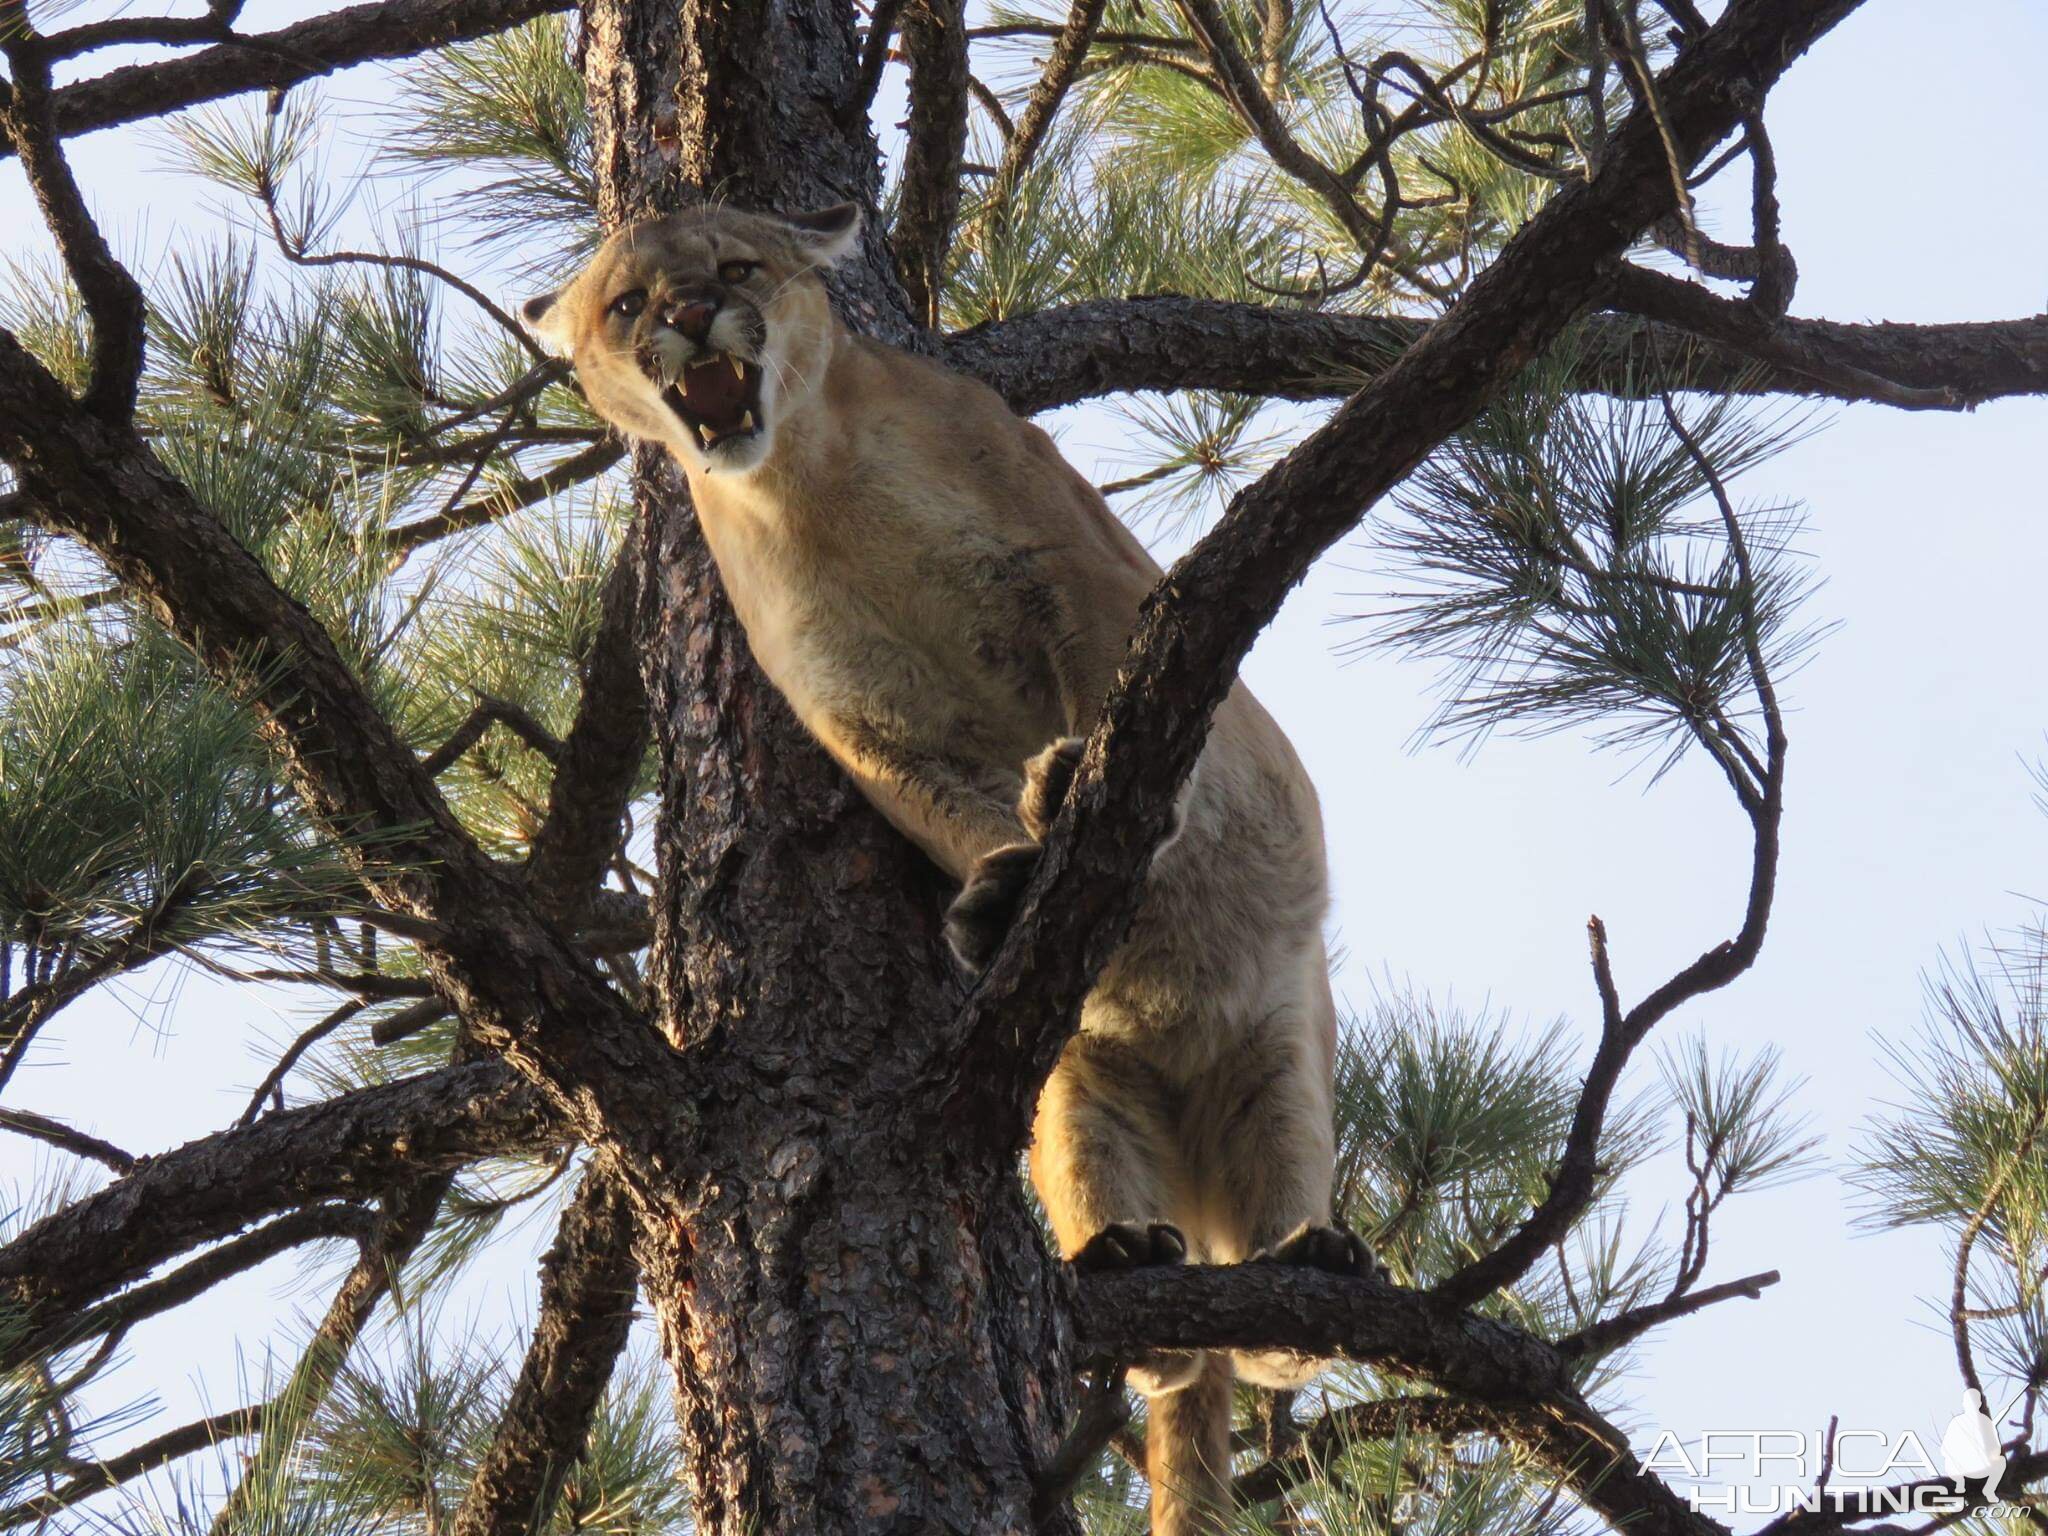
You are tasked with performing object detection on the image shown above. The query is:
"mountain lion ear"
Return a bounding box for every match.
[784,203,862,267]
[521,290,573,356]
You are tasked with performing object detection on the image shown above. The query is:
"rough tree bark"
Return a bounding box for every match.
[579,0,1077,1528]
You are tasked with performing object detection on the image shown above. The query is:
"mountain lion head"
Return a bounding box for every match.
[522,203,860,475]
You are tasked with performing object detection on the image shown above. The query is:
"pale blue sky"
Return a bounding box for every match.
[4,0,2047,1521]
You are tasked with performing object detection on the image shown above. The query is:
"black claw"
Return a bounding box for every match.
[1072,1221,1189,1273]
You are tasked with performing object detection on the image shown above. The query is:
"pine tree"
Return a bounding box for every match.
[1,0,2045,1531]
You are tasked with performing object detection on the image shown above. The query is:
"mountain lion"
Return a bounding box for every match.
[523,202,1373,1533]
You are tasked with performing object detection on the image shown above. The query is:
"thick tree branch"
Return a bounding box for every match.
[452,1167,639,1536]
[0,1061,547,1331]
[1079,1266,2021,1536]
[1609,264,1969,408]
[523,524,650,924]
[894,0,971,325]
[1031,1361,1130,1523]
[947,0,1867,1147]
[1076,1264,1718,1536]
[846,0,908,123]
[945,295,2048,418]
[0,0,571,161]
[22,1204,378,1367]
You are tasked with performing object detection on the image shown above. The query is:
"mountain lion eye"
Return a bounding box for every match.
[718,261,759,284]
[610,290,646,320]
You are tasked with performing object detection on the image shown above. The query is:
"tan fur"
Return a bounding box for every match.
[529,204,1349,1529]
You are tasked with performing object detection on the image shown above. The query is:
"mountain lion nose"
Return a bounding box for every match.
[669,298,718,342]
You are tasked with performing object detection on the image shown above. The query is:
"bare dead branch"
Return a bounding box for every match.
[1557,1268,1782,1359]
[370,998,453,1046]
[0,1108,138,1173]
[2,0,571,160]
[1031,1361,1131,1524]
[0,1403,268,1528]
[383,439,626,556]
[1076,1263,1716,1536]
[1430,386,1793,1310]
[236,1001,370,1127]
[846,0,908,123]
[233,967,437,998]
[20,1204,378,1369]
[1084,1263,2042,1536]
[253,179,543,358]
[422,695,565,777]
[1172,0,1386,256]
[1743,112,1795,315]
[964,73,1013,139]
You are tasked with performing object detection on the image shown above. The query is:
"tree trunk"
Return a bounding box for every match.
[579,0,1079,1527]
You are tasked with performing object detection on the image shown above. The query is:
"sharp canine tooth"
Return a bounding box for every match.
[740,410,756,432]
[697,424,715,447]
[729,355,745,381]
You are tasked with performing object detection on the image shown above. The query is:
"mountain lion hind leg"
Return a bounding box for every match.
[1185,942,1378,1390]
[1030,1032,1206,1397]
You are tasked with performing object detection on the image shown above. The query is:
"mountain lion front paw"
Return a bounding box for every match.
[1071,1221,1188,1272]
[944,842,1042,973]
[1255,1221,1381,1279]
[1018,736,1086,841]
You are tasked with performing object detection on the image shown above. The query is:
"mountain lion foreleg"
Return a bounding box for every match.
[948,735,1202,972]
[1031,1033,1205,1396]
[830,713,1030,868]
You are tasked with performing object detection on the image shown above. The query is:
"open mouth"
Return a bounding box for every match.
[652,350,765,452]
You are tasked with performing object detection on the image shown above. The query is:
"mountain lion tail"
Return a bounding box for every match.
[1146,1350,1233,1534]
